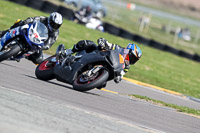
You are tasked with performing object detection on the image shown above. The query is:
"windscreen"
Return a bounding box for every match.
[36,22,48,39]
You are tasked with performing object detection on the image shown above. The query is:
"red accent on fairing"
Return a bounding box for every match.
[34,33,38,38]
[38,60,55,70]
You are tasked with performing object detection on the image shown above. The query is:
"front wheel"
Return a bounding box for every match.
[35,55,56,81]
[0,44,21,62]
[73,69,109,92]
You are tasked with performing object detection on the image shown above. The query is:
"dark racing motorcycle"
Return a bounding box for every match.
[0,21,48,62]
[35,44,129,92]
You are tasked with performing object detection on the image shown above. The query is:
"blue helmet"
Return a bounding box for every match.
[126,43,142,64]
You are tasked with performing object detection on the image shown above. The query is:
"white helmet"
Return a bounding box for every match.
[48,12,63,31]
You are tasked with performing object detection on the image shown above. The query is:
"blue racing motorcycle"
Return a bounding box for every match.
[0,21,48,62]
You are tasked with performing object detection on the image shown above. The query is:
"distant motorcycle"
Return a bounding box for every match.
[35,44,128,92]
[0,21,48,62]
[73,11,104,32]
[85,17,104,32]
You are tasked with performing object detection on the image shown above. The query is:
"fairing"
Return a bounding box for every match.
[54,49,126,84]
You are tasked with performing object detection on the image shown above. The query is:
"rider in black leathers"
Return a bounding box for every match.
[0,12,63,64]
[65,38,142,83]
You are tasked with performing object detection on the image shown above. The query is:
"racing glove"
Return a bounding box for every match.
[97,38,113,50]
[65,48,73,56]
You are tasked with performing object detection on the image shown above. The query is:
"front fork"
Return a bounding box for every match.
[84,65,103,77]
[56,44,66,64]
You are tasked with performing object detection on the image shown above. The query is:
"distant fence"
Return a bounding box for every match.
[8,0,200,62]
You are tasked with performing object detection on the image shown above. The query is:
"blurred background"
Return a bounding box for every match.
[57,0,200,55]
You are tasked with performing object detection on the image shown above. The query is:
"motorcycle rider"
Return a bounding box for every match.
[73,5,93,23]
[64,38,142,83]
[0,12,63,64]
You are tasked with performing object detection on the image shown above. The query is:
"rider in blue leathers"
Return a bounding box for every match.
[0,12,63,64]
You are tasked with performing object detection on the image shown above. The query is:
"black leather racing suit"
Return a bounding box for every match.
[71,40,98,53]
[71,39,130,84]
[72,40,130,73]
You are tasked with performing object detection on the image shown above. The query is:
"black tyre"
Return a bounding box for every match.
[0,44,21,62]
[35,56,56,81]
[73,69,109,92]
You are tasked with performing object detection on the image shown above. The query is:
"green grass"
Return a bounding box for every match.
[53,0,200,54]
[0,1,200,98]
[131,94,200,116]
[128,0,200,21]
[103,2,200,55]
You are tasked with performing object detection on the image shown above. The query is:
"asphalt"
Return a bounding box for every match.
[0,59,200,133]
[105,79,200,110]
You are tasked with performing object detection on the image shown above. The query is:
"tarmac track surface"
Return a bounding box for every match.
[0,59,200,133]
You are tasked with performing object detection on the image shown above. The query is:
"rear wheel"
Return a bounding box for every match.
[73,69,109,92]
[35,56,56,81]
[0,44,21,62]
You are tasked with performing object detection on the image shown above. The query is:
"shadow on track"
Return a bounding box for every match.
[24,74,73,89]
[23,74,100,96]
[0,62,19,68]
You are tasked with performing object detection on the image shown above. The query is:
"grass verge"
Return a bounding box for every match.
[131,94,200,116]
[102,1,200,55]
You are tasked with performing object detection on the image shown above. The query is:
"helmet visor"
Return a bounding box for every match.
[49,20,61,30]
[128,50,139,64]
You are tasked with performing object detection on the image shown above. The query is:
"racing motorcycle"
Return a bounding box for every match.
[35,44,129,92]
[85,17,104,32]
[73,11,104,32]
[0,21,48,62]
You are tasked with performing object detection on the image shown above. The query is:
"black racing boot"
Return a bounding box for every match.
[25,50,43,64]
